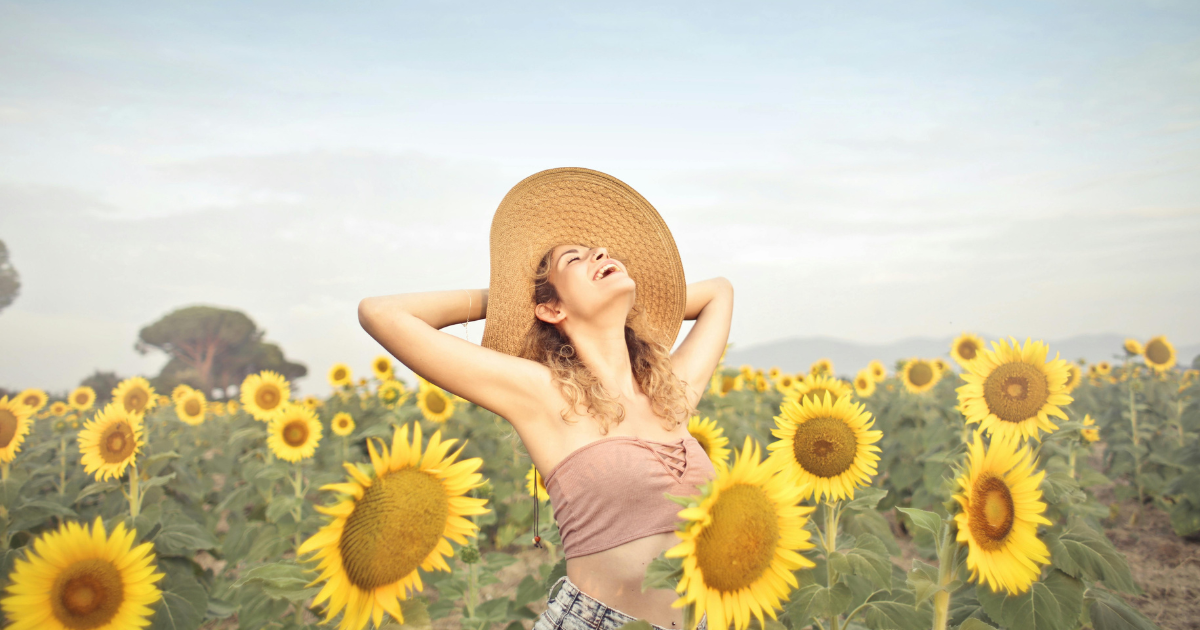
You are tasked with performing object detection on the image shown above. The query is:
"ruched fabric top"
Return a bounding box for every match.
[543,435,717,559]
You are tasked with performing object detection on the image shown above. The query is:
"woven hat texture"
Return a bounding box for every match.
[481,167,686,357]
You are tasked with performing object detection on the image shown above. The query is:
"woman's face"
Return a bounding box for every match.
[537,244,636,327]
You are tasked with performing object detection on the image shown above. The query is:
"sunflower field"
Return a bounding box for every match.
[0,334,1194,630]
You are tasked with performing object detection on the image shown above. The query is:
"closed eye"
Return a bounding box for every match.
[568,256,580,263]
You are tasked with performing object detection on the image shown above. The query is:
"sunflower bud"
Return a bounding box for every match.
[459,545,481,565]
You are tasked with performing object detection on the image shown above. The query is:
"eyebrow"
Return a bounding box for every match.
[556,248,580,267]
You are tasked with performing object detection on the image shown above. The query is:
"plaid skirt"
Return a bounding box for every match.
[532,575,709,630]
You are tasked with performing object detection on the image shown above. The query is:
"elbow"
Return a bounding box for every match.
[357,298,378,332]
[716,276,734,297]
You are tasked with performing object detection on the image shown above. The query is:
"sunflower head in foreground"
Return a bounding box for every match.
[371,355,394,381]
[788,373,852,408]
[853,370,876,398]
[1142,335,1176,372]
[329,363,353,388]
[951,332,986,367]
[171,384,194,406]
[867,360,887,382]
[240,370,291,423]
[377,379,410,410]
[809,358,833,377]
[175,389,207,426]
[0,396,35,464]
[526,463,549,501]
[328,412,354,438]
[900,358,941,394]
[767,392,882,502]
[49,401,70,417]
[953,432,1052,595]
[687,415,731,471]
[957,338,1073,443]
[69,386,96,411]
[1123,338,1143,356]
[416,379,454,424]
[17,389,48,413]
[78,403,144,482]
[665,435,815,630]
[1081,415,1099,443]
[1063,363,1082,393]
[111,377,157,416]
[0,516,163,630]
[268,403,323,462]
[298,422,490,630]
[709,372,744,398]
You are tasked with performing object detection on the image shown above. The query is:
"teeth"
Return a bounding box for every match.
[594,263,618,280]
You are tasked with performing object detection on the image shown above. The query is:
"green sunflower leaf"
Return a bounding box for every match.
[1047,521,1139,595]
[897,506,944,543]
[975,569,1084,630]
[1084,587,1157,630]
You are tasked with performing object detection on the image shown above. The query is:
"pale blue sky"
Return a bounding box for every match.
[2,1,1197,392]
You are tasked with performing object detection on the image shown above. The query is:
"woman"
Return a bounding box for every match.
[358,168,732,630]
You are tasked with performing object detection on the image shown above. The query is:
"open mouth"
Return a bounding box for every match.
[593,263,621,281]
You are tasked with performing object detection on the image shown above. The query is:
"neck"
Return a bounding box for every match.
[565,320,639,399]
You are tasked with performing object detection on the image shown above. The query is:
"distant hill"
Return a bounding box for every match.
[724,334,1200,377]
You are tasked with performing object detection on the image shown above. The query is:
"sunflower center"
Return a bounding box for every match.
[122,388,148,413]
[694,484,779,593]
[22,394,39,407]
[855,377,868,389]
[721,376,736,394]
[424,391,446,414]
[969,476,1014,550]
[908,363,934,387]
[184,399,202,416]
[255,385,281,410]
[334,368,347,381]
[958,341,978,361]
[75,392,89,405]
[802,387,839,406]
[51,558,124,629]
[339,468,448,590]
[0,409,18,448]
[283,420,309,447]
[376,361,387,372]
[1145,339,1171,365]
[791,416,857,478]
[983,362,1048,424]
[99,423,136,464]
[381,388,399,403]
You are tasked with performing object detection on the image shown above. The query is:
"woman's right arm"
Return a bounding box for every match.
[357,289,552,425]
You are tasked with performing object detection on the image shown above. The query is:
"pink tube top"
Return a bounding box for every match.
[542,435,717,559]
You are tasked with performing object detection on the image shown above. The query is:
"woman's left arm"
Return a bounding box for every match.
[671,277,734,407]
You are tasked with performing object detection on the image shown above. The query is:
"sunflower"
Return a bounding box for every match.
[767,367,780,380]
[957,338,1073,443]
[526,463,549,501]
[933,358,951,374]
[1081,415,1099,443]
[768,392,882,502]
[1063,363,1082,393]
[1095,361,1112,376]
[738,365,755,380]
[267,403,323,462]
[171,384,194,406]
[78,403,144,482]
[687,416,731,470]
[297,423,490,630]
[241,370,291,422]
[227,400,239,414]
[952,432,1052,595]
[209,401,227,417]
[1123,338,1143,356]
[175,390,207,426]
[49,401,70,416]
[1,516,163,630]
[17,389,47,413]
[853,370,876,398]
[709,373,744,398]
[867,360,887,382]
[788,373,852,407]
[753,374,772,392]
[665,435,816,630]
[416,380,455,424]
[1143,335,1176,372]
[69,386,96,411]
[951,333,986,367]
[111,377,156,416]
[809,358,833,377]
[899,359,940,394]
[329,363,353,388]
[302,395,323,410]
[0,396,35,463]
[371,355,394,381]
[332,412,355,437]
[378,380,410,409]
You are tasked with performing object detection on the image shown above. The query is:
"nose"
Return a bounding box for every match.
[592,247,608,261]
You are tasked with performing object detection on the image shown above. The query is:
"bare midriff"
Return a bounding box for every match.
[566,532,688,629]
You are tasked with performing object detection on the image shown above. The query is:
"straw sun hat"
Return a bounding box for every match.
[480,167,687,357]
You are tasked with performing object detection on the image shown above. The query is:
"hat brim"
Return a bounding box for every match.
[481,167,686,357]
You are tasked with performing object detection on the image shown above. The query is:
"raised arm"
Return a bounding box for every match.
[357,289,553,426]
[670,277,734,407]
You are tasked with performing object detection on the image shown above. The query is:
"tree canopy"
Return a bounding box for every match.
[0,240,20,314]
[137,305,307,397]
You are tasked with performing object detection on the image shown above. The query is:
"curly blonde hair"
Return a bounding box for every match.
[520,246,694,434]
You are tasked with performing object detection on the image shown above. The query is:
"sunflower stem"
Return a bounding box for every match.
[930,523,957,630]
[129,462,141,520]
[1068,448,1077,480]
[1,462,7,481]
[293,465,305,549]
[1128,384,1143,527]
[59,436,67,494]
[824,501,840,630]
